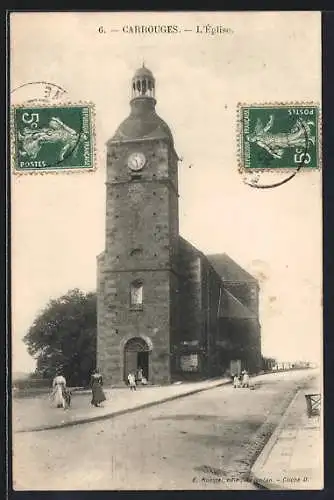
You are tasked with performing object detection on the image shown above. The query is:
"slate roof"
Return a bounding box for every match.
[207,253,258,284]
[108,98,174,145]
[133,66,154,80]
[179,236,204,258]
[219,288,257,319]
[179,238,257,319]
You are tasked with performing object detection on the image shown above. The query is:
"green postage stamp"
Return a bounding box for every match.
[11,103,95,173]
[238,103,320,171]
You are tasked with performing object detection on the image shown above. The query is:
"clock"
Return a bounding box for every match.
[127,152,146,171]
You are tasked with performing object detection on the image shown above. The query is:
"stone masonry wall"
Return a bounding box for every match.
[97,138,179,385]
[98,269,172,384]
[178,240,202,343]
[224,282,259,316]
[201,260,223,377]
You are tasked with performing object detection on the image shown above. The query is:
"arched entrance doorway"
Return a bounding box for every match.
[123,337,151,382]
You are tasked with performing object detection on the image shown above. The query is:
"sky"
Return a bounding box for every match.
[10,11,322,372]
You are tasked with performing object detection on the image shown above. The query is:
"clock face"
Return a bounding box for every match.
[127,152,146,171]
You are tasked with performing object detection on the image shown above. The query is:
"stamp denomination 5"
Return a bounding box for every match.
[11,103,95,173]
[238,103,321,172]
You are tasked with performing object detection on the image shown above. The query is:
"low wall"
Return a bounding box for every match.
[12,384,87,399]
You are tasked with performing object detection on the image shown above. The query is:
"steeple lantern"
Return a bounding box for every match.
[131,64,156,100]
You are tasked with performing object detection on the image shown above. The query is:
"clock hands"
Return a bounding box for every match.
[128,152,146,171]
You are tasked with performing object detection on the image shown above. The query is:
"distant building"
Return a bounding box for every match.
[262,357,277,371]
[97,65,262,385]
[272,360,312,371]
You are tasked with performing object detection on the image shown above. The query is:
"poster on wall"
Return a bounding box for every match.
[180,354,199,372]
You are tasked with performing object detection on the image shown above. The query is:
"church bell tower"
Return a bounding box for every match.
[97,65,180,385]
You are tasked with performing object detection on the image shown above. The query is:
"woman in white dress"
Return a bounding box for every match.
[51,374,67,409]
[241,371,250,388]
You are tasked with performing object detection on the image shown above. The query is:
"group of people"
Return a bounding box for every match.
[233,370,250,389]
[127,367,148,391]
[50,370,106,410]
[51,367,251,410]
[50,367,148,410]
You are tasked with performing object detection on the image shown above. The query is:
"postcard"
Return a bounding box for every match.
[10,11,323,491]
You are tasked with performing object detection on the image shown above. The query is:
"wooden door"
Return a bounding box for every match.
[230,359,241,377]
[124,350,137,381]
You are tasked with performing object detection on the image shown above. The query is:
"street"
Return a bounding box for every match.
[13,370,318,490]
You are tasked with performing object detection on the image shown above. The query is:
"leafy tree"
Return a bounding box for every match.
[23,289,97,386]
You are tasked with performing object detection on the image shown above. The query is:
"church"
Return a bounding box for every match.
[97,65,262,385]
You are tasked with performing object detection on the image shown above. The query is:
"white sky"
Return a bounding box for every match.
[10,11,322,372]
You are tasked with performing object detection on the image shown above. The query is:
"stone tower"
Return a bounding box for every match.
[97,65,180,385]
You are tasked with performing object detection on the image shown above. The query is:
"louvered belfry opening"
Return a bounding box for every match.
[131,64,155,100]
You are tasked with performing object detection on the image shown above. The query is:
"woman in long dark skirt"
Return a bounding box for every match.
[91,370,106,407]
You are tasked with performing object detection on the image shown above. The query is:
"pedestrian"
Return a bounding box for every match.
[63,387,72,409]
[91,370,106,407]
[136,367,143,384]
[51,372,67,409]
[233,375,240,388]
[141,375,148,385]
[241,370,250,388]
[128,372,136,391]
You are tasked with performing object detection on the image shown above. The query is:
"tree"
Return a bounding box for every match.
[23,289,97,386]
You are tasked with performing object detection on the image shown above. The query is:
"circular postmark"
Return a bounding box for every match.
[239,104,320,189]
[242,125,309,189]
[11,82,94,173]
[11,81,68,105]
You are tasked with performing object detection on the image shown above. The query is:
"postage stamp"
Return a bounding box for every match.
[238,103,321,172]
[11,103,95,173]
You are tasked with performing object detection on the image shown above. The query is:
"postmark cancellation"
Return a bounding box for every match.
[11,102,96,174]
[238,103,321,173]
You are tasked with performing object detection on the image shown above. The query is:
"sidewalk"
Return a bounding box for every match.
[13,378,231,433]
[250,377,323,490]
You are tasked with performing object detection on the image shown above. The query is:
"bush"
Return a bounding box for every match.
[13,377,51,390]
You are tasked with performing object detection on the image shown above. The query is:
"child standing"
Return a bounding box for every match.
[128,372,136,391]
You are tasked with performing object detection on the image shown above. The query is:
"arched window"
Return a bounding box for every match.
[130,280,143,309]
